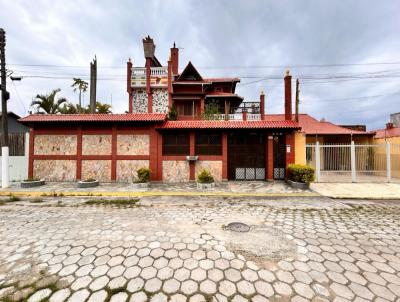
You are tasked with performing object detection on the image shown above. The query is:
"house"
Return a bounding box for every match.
[373,113,400,144]
[19,36,373,183]
[0,112,29,181]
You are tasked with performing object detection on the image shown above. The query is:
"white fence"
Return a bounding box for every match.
[306,142,400,183]
[0,133,29,182]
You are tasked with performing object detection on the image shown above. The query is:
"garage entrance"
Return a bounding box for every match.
[228,132,266,180]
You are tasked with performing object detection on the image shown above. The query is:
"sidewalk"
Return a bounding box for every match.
[311,182,400,199]
[0,181,319,198]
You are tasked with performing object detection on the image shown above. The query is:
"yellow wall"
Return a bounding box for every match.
[374,137,400,145]
[295,132,306,165]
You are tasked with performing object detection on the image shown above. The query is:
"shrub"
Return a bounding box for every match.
[167,105,178,121]
[287,164,315,184]
[136,168,151,183]
[197,169,214,183]
[82,178,97,182]
[24,177,40,182]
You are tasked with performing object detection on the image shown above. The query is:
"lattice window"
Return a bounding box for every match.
[162,133,190,155]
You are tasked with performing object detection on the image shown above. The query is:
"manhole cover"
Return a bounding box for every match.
[224,222,251,232]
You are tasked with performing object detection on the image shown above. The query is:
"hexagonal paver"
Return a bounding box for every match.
[90,276,109,291]
[87,290,107,302]
[127,277,144,293]
[199,279,217,295]
[144,278,162,293]
[163,278,181,294]
[237,280,256,296]
[181,280,198,295]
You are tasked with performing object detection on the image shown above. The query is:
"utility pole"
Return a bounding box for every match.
[295,78,300,123]
[89,55,97,113]
[0,28,10,188]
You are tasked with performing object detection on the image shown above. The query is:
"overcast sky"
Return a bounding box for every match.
[1,0,399,130]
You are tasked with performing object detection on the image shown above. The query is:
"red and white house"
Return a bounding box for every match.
[19,37,301,182]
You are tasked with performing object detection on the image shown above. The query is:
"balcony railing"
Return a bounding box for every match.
[131,66,168,87]
[209,113,261,121]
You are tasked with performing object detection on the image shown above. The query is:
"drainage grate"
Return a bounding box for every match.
[224,222,251,233]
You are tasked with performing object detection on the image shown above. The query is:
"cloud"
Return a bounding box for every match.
[1,0,399,129]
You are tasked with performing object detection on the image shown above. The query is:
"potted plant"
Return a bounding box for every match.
[21,177,45,188]
[196,169,215,189]
[286,164,315,189]
[132,167,151,189]
[77,178,99,188]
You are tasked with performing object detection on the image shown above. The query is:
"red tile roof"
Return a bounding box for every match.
[205,92,243,99]
[264,114,372,135]
[173,78,240,84]
[19,113,167,124]
[373,127,400,139]
[157,120,300,129]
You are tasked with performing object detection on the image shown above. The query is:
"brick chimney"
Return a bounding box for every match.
[127,58,133,113]
[284,70,292,120]
[170,42,179,75]
[386,122,394,129]
[143,36,155,59]
[260,91,265,120]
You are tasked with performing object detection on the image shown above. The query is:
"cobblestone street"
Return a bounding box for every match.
[0,196,399,301]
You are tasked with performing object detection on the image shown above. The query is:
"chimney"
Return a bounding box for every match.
[284,70,292,120]
[259,91,265,120]
[386,122,394,130]
[170,42,179,75]
[143,36,155,59]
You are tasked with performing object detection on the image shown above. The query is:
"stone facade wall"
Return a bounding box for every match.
[117,135,150,155]
[132,90,148,113]
[162,161,189,183]
[82,135,112,155]
[152,89,169,113]
[116,160,150,182]
[34,135,77,155]
[33,160,76,181]
[82,160,111,181]
[195,161,223,182]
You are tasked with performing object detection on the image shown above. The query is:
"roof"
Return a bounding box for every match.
[157,120,300,130]
[19,113,167,124]
[205,92,243,99]
[373,127,400,139]
[0,112,21,119]
[173,78,240,84]
[264,114,372,135]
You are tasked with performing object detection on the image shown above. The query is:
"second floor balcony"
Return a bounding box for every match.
[131,66,168,87]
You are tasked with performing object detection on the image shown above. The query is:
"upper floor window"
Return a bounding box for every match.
[195,133,222,155]
[175,101,198,116]
[162,133,190,155]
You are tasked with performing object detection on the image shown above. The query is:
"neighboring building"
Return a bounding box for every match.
[373,121,400,144]
[0,112,29,181]
[390,112,400,128]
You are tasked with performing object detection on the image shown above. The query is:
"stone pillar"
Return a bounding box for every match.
[222,132,228,181]
[189,132,195,181]
[146,57,152,113]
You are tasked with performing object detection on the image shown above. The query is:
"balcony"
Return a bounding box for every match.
[131,66,168,87]
[207,113,261,121]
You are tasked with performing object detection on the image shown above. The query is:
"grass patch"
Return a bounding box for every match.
[30,198,44,203]
[84,198,140,206]
[9,195,20,202]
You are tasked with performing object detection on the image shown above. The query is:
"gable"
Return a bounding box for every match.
[176,61,203,81]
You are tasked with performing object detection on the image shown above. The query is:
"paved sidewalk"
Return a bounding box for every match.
[0,181,318,198]
[311,182,400,199]
[0,196,400,301]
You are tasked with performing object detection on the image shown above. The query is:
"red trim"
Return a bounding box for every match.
[149,127,158,181]
[189,132,195,180]
[127,60,133,113]
[34,128,78,135]
[34,155,76,160]
[168,60,173,109]
[111,126,117,181]
[222,132,228,181]
[28,128,34,178]
[33,155,150,161]
[116,128,150,134]
[76,127,82,180]
[267,135,273,180]
[146,58,152,113]
[157,131,163,181]
[117,155,150,160]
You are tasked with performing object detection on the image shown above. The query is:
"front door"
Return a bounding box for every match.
[273,134,286,179]
[228,132,265,180]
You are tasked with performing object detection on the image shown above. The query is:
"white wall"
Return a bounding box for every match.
[0,133,29,182]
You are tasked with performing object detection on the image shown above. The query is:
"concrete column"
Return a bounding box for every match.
[387,142,391,182]
[1,146,9,188]
[351,140,356,182]
[315,141,321,182]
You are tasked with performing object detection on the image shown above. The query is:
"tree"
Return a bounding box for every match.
[95,101,112,114]
[71,78,88,111]
[30,89,67,114]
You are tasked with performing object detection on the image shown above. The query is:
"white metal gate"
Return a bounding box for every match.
[306,142,400,183]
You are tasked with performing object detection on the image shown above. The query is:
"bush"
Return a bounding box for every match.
[136,168,151,183]
[197,169,214,183]
[167,105,178,121]
[287,164,315,184]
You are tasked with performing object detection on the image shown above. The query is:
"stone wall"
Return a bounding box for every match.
[33,160,76,181]
[82,160,111,181]
[82,135,112,155]
[152,89,169,113]
[195,161,222,182]
[117,135,149,155]
[132,90,148,113]
[116,160,150,182]
[162,161,189,182]
[34,135,77,155]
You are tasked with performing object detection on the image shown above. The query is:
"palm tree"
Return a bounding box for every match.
[71,78,88,111]
[30,89,67,114]
[96,102,112,114]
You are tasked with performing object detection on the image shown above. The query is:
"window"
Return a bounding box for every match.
[195,133,222,155]
[162,133,190,155]
[175,101,197,116]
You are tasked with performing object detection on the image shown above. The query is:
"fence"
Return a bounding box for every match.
[0,133,29,181]
[306,142,400,183]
